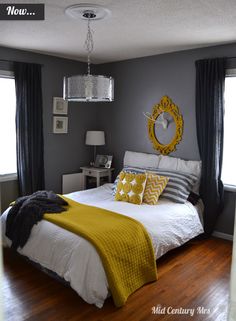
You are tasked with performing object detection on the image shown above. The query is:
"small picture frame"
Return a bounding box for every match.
[53,116,68,134]
[94,155,113,168]
[53,97,68,115]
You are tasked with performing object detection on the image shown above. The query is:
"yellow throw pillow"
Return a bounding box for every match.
[143,173,169,205]
[115,171,147,205]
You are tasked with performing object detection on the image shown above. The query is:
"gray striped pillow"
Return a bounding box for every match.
[112,166,197,204]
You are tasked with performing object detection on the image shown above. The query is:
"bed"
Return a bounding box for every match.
[1,151,204,308]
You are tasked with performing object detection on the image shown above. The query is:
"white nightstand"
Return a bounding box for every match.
[80,166,114,189]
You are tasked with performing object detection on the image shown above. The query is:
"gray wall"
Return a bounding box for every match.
[215,191,236,235]
[95,42,236,235]
[0,180,18,212]
[0,46,100,194]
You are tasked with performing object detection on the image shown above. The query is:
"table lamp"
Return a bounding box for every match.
[85,131,105,164]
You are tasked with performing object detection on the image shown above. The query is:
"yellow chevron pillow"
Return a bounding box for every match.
[143,173,169,205]
[115,171,147,205]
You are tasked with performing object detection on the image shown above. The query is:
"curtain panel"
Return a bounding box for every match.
[14,62,45,195]
[195,58,226,235]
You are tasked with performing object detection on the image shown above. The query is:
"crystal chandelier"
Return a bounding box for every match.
[63,4,114,102]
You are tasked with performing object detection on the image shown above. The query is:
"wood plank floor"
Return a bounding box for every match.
[2,237,232,321]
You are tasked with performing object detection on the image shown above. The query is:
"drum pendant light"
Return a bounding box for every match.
[64,4,114,102]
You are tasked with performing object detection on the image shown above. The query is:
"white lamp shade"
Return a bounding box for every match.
[85,131,105,146]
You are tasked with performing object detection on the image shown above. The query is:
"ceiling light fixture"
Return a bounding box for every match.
[63,4,114,102]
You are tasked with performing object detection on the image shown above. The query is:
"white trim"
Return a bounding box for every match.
[224,184,236,192]
[212,231,233,241]
[0,70,14,79]
[0,173,17,183]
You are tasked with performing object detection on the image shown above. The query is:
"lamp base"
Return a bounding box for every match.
[93,145,96,164]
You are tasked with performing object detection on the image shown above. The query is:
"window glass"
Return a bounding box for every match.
[222,75,236,186]
[0,74,17,175]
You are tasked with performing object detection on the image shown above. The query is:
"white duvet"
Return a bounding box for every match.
[1,184,204,308]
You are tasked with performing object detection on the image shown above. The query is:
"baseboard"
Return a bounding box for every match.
[212,231,233,241]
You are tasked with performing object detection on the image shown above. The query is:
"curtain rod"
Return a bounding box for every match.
[0,59,43,66]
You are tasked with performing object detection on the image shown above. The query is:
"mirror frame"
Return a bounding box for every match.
[148,96,184,155]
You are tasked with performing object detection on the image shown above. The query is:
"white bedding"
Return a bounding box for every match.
[1,183,204,308]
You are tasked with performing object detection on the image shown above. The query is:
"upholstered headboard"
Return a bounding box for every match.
[123,150,202,194]
[123,151,161,169]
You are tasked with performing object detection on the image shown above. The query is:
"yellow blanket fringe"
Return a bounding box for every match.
[44,196,157,307]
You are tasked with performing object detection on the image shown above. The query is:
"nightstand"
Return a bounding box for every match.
[80,166,114,189]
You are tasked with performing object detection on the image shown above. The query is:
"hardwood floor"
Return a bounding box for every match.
[2,237,232,321]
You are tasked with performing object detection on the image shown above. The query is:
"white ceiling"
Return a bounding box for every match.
[1,0,236,64]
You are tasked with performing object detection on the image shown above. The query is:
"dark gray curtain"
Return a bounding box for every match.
[195,58,226,235]
[14,62,45,196]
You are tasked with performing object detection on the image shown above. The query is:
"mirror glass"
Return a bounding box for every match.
[154,112,176,145]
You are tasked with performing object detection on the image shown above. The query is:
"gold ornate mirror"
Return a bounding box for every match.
[147,96,183,155]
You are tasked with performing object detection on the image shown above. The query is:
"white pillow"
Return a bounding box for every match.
[158,155,202,194]
[123,151,161,169]
[158,155,178,170]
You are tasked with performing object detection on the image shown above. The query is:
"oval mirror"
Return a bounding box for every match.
[148,96,184,155]
[154,112,176,145]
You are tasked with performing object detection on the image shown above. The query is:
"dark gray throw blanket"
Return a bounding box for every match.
[6,190,68,250]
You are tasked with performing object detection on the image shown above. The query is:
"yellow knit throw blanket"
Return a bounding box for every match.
[44,196,157,307]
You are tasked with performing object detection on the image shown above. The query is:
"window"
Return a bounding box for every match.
[0,71,17,176]
[221,69,236,187]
